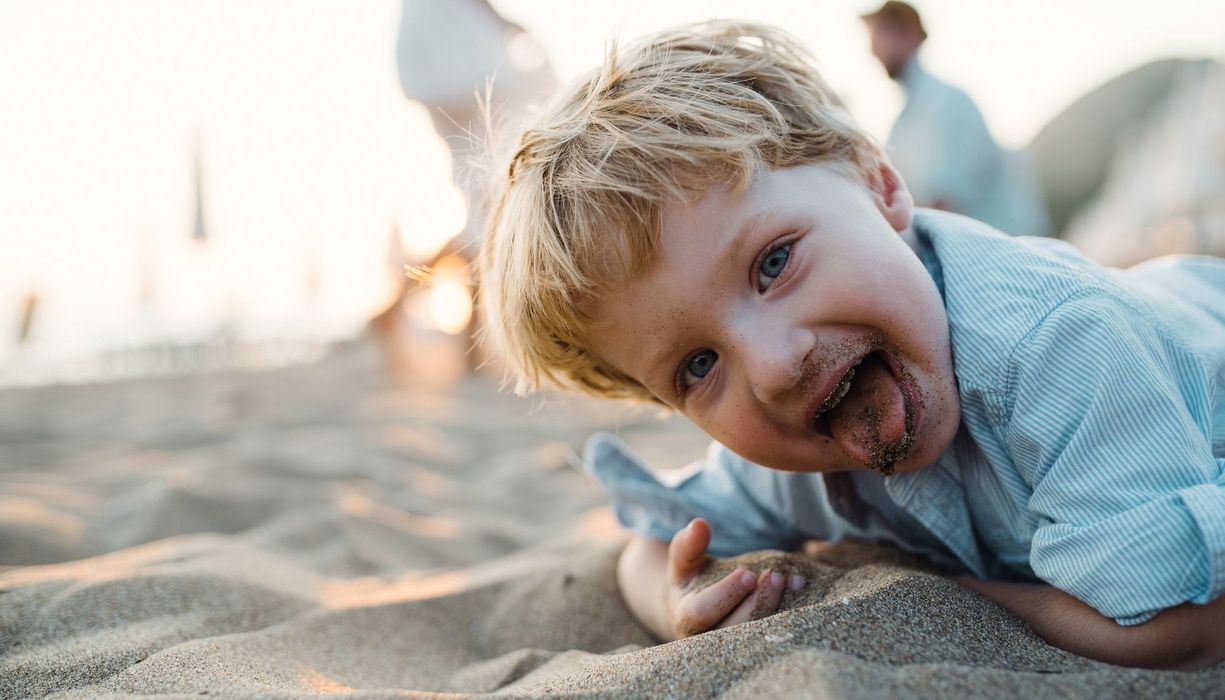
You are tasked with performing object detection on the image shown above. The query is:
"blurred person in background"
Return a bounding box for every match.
[862,1,1052,236]
[396,0,555,259]
[374,0,555,375]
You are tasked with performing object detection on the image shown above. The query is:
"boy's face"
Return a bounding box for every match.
[587,162,960,474]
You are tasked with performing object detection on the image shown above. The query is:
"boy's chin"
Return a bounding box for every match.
[886,421,959,474]
[881,452,935,475]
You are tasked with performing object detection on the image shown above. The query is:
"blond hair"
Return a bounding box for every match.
[478,20,881,401]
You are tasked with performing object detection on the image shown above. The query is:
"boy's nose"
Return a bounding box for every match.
[741,326,811,405]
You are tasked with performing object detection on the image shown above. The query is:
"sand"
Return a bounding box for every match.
[2,338,1223,698]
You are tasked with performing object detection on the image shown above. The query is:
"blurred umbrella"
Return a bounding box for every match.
[190,132,209,243]
[17,290,39,346]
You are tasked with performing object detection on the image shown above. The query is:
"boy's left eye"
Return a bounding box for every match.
[756,243,791,291]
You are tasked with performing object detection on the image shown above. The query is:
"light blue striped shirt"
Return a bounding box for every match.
[586,209,1225,625]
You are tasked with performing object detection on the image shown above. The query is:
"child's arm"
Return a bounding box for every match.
[959,577,1225,669]
[618,518,792,641]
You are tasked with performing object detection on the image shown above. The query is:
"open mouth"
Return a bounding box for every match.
[807,350,916,474]
[809,357,863,436]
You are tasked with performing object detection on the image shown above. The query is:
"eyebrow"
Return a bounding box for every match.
[724,208,772,270]
[638,206,774,402]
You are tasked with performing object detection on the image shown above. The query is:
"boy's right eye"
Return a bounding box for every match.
[677,349,718,393]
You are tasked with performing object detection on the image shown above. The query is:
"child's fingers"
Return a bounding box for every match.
[752,570,786,618]
[667,518,712,584]
[715,570,769,628]
[672,567,757,637]
[717,570,785,629]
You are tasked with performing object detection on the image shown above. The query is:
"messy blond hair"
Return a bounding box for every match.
[479,20,881,402]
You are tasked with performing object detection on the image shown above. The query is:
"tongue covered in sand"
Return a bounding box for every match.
[827,353,910,472]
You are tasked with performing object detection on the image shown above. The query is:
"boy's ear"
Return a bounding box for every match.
[866,156,914,232]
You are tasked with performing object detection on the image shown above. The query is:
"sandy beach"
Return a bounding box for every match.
[2,338,1222,698]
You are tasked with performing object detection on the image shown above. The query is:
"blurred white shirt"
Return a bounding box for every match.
[888,58,1052,237]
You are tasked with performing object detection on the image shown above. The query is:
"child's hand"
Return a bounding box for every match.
[664,518,802,639]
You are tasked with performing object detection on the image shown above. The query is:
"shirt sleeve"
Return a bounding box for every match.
[1002,290,1225,625]
[582,433,856,557]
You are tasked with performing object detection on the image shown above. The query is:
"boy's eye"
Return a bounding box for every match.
[678,349,718,390]
[757,243,791,291]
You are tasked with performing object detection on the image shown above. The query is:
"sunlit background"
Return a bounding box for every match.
[2,0,1223,385]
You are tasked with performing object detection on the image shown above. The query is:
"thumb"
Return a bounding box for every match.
[668,518,712,584]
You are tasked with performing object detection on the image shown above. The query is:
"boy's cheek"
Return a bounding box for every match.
[692,408,772,460]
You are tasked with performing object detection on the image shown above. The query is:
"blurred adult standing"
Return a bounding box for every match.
[862,1,1052,236]
[396,0,556,260]
[377,0,555,376]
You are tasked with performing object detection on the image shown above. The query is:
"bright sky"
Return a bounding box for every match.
[0,0,464,371]
[1,0,1222,376]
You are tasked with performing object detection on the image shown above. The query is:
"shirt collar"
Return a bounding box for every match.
[884,424,989,576]
[910,211,947,301]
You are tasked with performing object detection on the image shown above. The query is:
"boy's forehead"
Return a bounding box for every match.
[587,282,690,404]
[664,175,756,231]
[587,180,768,398]
[657,161,857,245]
[587,176,746,291]
[599,170,801,326]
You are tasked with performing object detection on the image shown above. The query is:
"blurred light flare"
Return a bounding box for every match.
[424,254,473,335]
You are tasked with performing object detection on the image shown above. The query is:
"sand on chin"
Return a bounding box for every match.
[2,338,1222,698]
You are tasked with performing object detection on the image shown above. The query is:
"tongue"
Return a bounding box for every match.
[828,354,910,471]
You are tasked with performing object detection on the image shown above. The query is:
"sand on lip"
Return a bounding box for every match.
[2,338,1223,698]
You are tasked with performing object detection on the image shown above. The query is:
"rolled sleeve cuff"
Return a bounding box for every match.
[1032,490,1220,626]
[582,433,800,557]
[1179,482,1225,606]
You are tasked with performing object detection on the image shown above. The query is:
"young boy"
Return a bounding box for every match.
[478,21,1225,668]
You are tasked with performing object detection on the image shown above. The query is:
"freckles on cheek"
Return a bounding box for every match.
[708,411,776,457]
